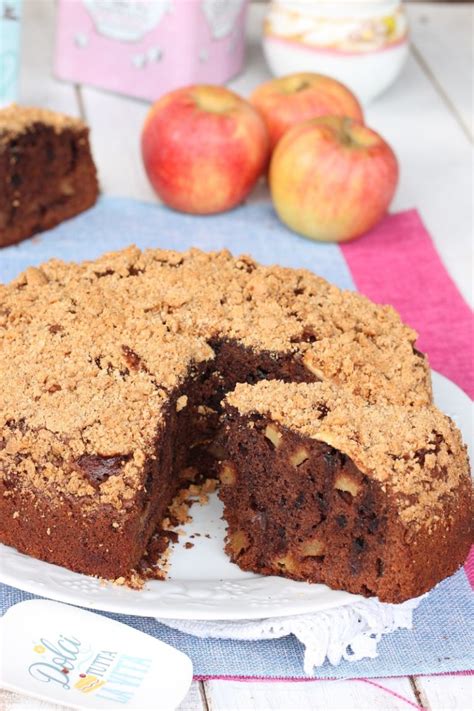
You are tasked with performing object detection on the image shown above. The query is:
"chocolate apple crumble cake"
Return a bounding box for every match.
[0,246,471,602]
[0,105,98,248]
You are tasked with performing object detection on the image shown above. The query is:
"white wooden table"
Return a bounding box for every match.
[2,2,473,710]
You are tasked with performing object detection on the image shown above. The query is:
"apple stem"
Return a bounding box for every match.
[341,117,355,146]
[295,81,311,93]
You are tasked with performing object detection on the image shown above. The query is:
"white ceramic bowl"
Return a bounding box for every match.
[263,0,409,105]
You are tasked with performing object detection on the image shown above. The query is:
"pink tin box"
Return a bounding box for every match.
[54,0,249,102]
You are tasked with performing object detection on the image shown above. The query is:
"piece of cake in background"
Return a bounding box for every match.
[54,0,249,102]
[0,105,98,248]
[0,0,22,107]
[262,0,409,104]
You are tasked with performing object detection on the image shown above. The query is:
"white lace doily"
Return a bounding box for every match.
[158,595,424,674]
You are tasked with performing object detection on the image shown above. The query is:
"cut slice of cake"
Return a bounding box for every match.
[221,380,472,602]
[0,105,98,247]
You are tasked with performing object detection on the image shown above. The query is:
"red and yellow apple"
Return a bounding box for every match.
[269,116,398,243]
[250,72,364,149]
[141,85,270,214]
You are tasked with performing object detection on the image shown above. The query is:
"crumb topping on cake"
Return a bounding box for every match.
[226,380,469,526]
[303,331,431,407]
[0,245,433,508]
[0,104,84,146]
[5,245,431,395]
[0,257,214,507]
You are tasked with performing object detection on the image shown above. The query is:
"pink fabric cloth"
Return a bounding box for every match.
[464,547,474,589]
[341,209,473,399]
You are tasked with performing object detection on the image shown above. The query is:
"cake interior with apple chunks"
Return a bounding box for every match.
[0,245,471,601]
[0,104,98,248]
[221,380,471,602]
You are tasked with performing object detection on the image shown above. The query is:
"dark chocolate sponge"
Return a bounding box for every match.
[0,104,98,247]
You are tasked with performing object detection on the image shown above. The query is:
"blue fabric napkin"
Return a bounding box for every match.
[1,574,473,680]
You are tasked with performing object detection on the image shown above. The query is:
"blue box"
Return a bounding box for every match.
[0,0,22,106]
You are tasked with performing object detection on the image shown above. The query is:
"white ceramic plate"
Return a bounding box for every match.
[0,372,471,620]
